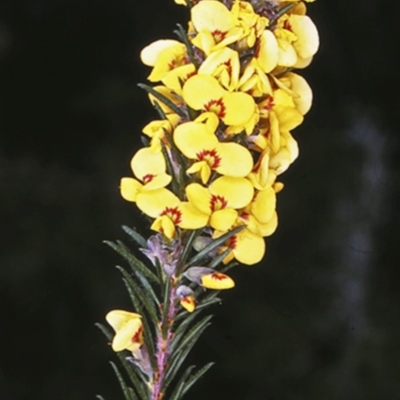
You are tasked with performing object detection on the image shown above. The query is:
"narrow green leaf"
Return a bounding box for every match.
[207,248,232,269]
[164,320,210,390]
[174,24,198,68]
[160,140,181,197]
[170,315,212,357]
[182,362,214,396]
[138,83,186,118]
[96,396,106,400]
[118,266,159,325]
[122,226,147,248]
[152,100,168,120]
[176,230,200,275]
[168,365,195,400]
[269,3,295,26]
[104,240,159,284]
[110,361,136,400]
[96,324,149,399]
[186,226,245,267]
[161,277,172,340]
[117,241,160,284]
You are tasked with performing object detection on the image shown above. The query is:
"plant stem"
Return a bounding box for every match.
[151,281,177,400]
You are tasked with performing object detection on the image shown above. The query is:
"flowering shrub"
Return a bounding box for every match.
[97,1,318,399]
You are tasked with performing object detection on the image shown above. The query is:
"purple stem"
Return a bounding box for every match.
[151,285,177,400]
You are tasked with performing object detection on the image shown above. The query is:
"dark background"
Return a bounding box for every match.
[1,1,399,399]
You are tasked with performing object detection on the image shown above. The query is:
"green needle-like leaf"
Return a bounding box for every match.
[168,365,195,400]
[138,83,186,118]
[174,24,198,68]
[160,140,181,197]
[96,396,106,400]
[122,226,147,248]
[110,361,137,400]
[182,362,214,396]
[104,240,159,284]
[176,230,200,275]
[269,3,295,26]
[118,266,159,325]
[186,226,245,267]
[152,100,168,120]
[96,323,149,397]
[207,248,232,268]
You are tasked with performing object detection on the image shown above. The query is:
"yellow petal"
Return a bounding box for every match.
[136,188,180,218]
[140,39,184,66]
[210,176,254,209]
[173,120,218,159]
[232,229,265,265]
[221,91,255,126]
[289,15,319,60]
[186,183,212,215]
[130,147,166,181]
[210,208,237,231]
[178,202,209,230]
[250,187,276,224]
[215,143,253,177]
[111,318,143,352]
[201,272,235,290]
[183,74,224,111]
[180,295,196,312]
[256,30,279,73]
[151,215,176,239]
[105,310,141,332]
[120,178,142,202]
[191,1,235,34]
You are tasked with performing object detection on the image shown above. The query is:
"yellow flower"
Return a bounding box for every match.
[185,266,235,289]
[120,147,171,202]
[186,176,254,231]
[105,310,143,353]
[215,227,265,265]
[190,0,243,55]
[135,188,208,239]
[173,112,253,183]
[183,74,256,128]
[140,39,188,82]
[142,117,180,150]
[274,13,319,68]
[198,47,240,91]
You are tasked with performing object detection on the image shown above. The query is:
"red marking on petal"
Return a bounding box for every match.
[211,272,228,281]
[210,195,227,211]
[196,148,221,168]
[223,60,232,77]
[228,234,238,249]
[204,98,226,118]
[284,20,293,32]
[132,325,143,344]
[212,29,227,43]
[161,206,182,225]
[263,96,275,111]
[142,174,155,184]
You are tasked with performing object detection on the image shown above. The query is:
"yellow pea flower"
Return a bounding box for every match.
[173,112,253,183]
[135,188,208,239]
[120,147,171,202]
[185,267,235,289]
[105,310,143,353]
[140,39,188,82]
[215,227,266,265]
[198,47,240,91]
[186,176,254,231]
[190,0,243,55]
[183,74,256,127]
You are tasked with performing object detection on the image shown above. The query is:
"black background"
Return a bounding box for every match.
[1,1,399,399]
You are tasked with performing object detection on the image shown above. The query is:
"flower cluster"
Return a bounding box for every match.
[121,0,319,266]
[102,1,318,398]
